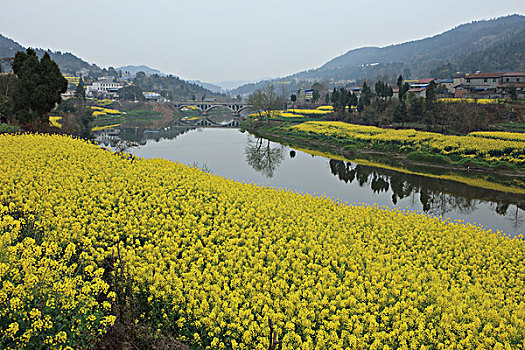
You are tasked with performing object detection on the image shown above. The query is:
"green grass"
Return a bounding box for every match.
[0,123,21,134]
[406,151,452,165]
[490,122,525,133]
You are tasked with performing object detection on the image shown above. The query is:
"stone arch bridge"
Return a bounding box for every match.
[173,102,251,116]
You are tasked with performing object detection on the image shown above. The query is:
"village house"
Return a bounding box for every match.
[462,72,501,98]
[86,77,124,98]
[143,91,169,103]
[407,78,436,97]
[498,72,525,98]
[452,72,525,98]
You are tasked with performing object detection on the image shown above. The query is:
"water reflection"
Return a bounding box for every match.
[326,158,523,224]
[95,126,196,147]
[245,138,285,178]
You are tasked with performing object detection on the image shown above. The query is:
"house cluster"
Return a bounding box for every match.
[61,73,170,102]
[456,72,524,98]
[295,71,525,104]
[393,72,525,99]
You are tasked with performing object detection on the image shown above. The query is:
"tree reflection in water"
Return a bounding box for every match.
[328,159,524,221]
[245,137,285,178]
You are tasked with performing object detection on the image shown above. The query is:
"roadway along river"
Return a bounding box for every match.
[119,127,524,237]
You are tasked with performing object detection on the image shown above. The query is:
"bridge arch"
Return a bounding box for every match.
[174,102,251,116]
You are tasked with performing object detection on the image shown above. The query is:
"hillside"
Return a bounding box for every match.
[132,73,218,100]
[0,34,100,74]
[320,14,524,71]
[231,14,525,95]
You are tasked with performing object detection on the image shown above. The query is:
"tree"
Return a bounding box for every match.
[425,80,437,111]
[312,90,320,104]
[11,49,68,126]
[248,85,285,122]
[290,94,297,112]
[393,103,407,126]
[75,77,85,99]
[506,85,518,100]
[397,75,410,102]
[118,85,144,101]
[358,81,373,108]
[348,92,358,109]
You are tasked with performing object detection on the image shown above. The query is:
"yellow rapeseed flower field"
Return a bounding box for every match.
[48,116,62,129]
[290,121,525,164]
[437,98,505,104]
[1,134,524,349]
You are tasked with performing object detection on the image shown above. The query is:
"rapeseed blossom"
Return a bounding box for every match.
[0,134,524,349]
[290,121,525,164]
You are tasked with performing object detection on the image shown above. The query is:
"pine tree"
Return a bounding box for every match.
[11,49,67,126]
[75,77,85,99]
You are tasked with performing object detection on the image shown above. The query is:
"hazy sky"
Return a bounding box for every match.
[1,0,524,83]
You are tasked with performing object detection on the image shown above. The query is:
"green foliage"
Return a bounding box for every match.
[393,103,407,125]
[407,151,452,164]
[506,85,518,100]
[75,77,85,99]
[425,81,437,110]
[133,71,214,101]
[10,49,67,126]
[0,123,20,133]
[118,85,144,101]
[374,80,393,99]
[359,81,373,106]
[312,90,320,103]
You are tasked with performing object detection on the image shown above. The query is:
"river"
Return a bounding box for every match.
[97,126,524,236]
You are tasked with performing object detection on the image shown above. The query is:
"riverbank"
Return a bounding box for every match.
[242,119,525,178]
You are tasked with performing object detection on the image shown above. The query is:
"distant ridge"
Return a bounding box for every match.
[0,34,100,74]
[231,14,525,95]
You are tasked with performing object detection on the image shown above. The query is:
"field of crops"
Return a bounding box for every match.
[248,107,334,120]
[1,134,524,349]
[437,98,505,104]
[289,121,525,165]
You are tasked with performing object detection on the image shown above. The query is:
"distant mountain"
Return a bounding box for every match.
[231,14,525,95]
[189,79,270,93]
[116,65,166,77]
[189,80,223,93]
[0,34,100,74]
[217,79,271,91]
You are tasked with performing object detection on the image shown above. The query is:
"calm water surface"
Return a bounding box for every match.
[115,127,524,236]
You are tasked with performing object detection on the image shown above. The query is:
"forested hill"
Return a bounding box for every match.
[319,14,524,71]
[0,34,100,74]
[231,14,525,95]
[430,27,525,78]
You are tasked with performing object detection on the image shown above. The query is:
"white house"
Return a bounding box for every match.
[86,78,124,97]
